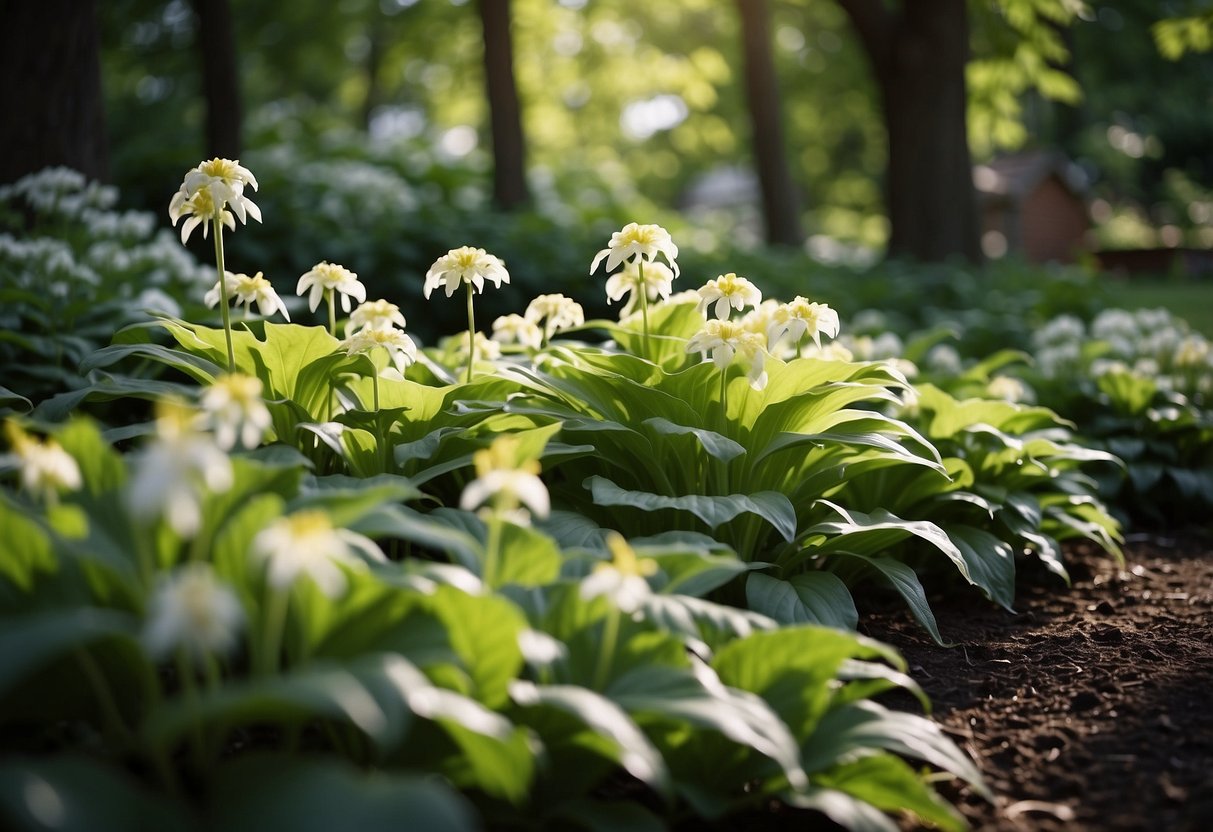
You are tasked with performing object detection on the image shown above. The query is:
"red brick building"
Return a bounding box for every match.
[974,150,1090,263]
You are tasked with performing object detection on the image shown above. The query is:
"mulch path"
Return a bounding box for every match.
[861,532,1213,832]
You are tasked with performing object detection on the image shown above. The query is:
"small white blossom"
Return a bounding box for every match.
[199,373,272,450]
[5,423,81,503]
[686,319,769,390]
[579,533,657,614]
[205,270,290,321]
[459,436,550,522]
[252,510,386,598]
[986,375,1026,402]
[127,400,233,537]
[142,563,244,662]
[444,330,502,362]
[345,299,406,336]
[341,327,418,373]
[296,261,366,313]
[525,293,584,335]
[492,314,543,349]
[168,158,261,244]
[590,222,679,278]
[766,297,840,351]
[695,273,762,321]
[605,260,675,317]
[424,246,510,299]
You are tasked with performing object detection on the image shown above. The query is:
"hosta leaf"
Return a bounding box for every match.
[0,385,31,413]
[746,572,859,631]
[638,593,777,650]
[0,608,138,699]
[641,417,746,463]
[783,787,900,832]
[835,554,947,646]
[587,476,797,542]
[292,474,421,527]
[428,586,526,708]
[947,525,1016,611]
[802,700,988,798]
[510,680,671,794]
[0,497,57,591]
[209,755,477,832]
[813,753,965,832]
[0,756,197,832]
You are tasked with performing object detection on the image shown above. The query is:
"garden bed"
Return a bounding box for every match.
[864,533,1213,832]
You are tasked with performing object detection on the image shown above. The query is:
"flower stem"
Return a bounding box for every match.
[592,607,621,691]
[638,260,652,359]
[483,510,503,588]
[212,218,235,372]
[465,281,476,384]
[327,289,337,337]
[258,587,290,677]
[75,649,131,746]
[372,371,380,412]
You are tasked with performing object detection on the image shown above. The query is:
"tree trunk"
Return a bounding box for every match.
[192,0,243,160]
[0,0,108,184]
[736,0,803,247]
[478,0,529,210]
[838,0,981,263]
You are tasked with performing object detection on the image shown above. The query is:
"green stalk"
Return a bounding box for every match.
[258,587,290,677]
[592,607,621,691]
[75,649,131,746]
[327,289,337,337]
[175,651,207,772]
[212,218,235,372]
[465,281,476,384]
[638,260,652,358]
[483,509,503,588]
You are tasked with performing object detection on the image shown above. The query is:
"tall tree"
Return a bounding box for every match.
[192,0,243,159]
[736,0,803,247]
[838,0,981,263]
[479,0,529,210]
[0,0,109,184]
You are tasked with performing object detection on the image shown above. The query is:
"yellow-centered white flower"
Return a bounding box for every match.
[341,327,418,373]
[199,373,272,450]
[525,294,584,333]
[296,261,366,314]
[459,436,550,522]
[579,532,658,614]
[5,423,81,503]
[696,273,762,321]
[492,314,543,349]
[590,222,680,278]
[205,270,290,321]
[127,400,233,536]
[445,330,502,362]
[142,563,244,662]
[168,158,261,244]
[687,319,769,391]
[766,297,840,351]
[252,509,386,599]
[424,246,510,299]
[605,260,675,318]
[345,299,406,336]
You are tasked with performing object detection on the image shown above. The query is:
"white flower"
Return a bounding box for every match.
[590,222,679,278]
[925,344,963,375]
[424,246,510,299]
[445,330,502,362]
[127,400,233,537]
[525,293,585,335]
[686,319,769,390]
[346,299,406,336]
[459,436,550,522]
[605,260,676,317]
[695,273,762,320]
[492,314,543,349]
[252,510,386,598]
[168,158,261,244]
[199,373,272,450]
[341,327,418,373]
[142,563,244,662]
[205,270,290,321]
[579,533,657,614]
[986,375,1026,402]
[766,297,840,351]
[296,261,366,313]
[5,423,81,503]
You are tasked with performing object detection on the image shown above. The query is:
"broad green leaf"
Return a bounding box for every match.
[428,586,526,708]
[293,474,421,527]
[947,525,1016,611]
[0,756,197,832]
[0,608,138,699]
[0,497,57,591]
[783,787,899,832]
[0,385,31,414]
[55,419,125,496]
[587,476,797,542]
[641,416,745,463]
[812,753,965,832]
[510,680,671,794]
[836,553,947,646]
[638,593,776,650]
[209,755,477,832]
[746,572,858,631]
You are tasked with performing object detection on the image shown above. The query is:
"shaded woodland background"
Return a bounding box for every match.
[5,0,1213,268]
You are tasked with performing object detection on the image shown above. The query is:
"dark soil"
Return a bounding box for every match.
[861,533,1213,832]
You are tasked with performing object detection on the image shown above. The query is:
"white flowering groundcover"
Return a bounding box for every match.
[5,162,1202,831]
